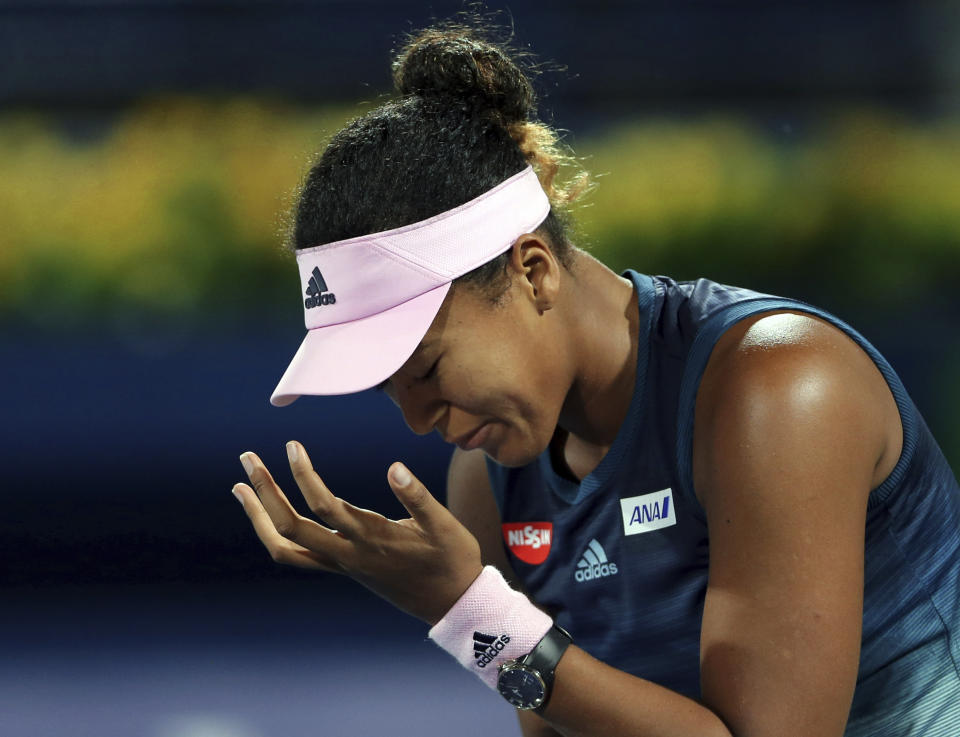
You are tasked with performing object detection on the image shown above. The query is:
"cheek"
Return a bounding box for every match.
[484,414,556,468]
[456,320,567,455]
[480,377,564,464]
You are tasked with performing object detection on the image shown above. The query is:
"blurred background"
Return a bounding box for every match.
[1,1,958,735]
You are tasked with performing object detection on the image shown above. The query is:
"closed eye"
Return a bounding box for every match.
[421,358,440,381]
[374,357,439,393]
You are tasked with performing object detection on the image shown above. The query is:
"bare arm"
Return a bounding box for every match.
[445,447,517,585]
[446,447,563,737]
[692,312,901,735]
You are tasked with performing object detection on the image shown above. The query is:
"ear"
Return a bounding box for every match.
[507,233,561,314]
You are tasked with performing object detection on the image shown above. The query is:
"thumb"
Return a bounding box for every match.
[388,462,448,533]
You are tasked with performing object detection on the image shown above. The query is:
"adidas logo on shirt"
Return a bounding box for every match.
[574,539,619,583]
[473,630,511,668]
[304,266,337,309]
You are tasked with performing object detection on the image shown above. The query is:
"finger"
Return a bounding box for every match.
[387,462,451,536]
[239,451,352,555]
[240,450,304,534]
[232,483,342,572]
[286,441,364,538]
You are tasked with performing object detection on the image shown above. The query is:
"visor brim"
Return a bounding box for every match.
[270,282,451,406]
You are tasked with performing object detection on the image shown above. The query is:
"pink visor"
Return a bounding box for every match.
[270,166,551,406]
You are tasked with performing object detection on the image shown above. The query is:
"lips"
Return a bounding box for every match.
[452,423,492,451]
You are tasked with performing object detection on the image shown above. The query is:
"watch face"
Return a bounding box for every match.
[497,664,546,710]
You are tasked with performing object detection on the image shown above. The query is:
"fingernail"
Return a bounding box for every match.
[286,441,299,464]
[231,484,244,504]
[391,463,411,486]
[240,452,254,477]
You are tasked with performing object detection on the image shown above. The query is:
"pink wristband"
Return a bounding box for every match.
[428,565,553,689]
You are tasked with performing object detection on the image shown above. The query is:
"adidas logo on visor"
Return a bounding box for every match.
[574,538,619,583]
[304,267,337,309]
[473,630,511,668]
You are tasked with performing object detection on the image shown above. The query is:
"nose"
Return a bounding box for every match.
[388,380,445,437]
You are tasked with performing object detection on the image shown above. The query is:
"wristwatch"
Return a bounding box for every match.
[496,624,573,712]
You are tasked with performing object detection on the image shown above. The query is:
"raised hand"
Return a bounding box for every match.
[232,441,484,625]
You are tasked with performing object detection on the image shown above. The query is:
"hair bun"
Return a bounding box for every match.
[392,26,535,124]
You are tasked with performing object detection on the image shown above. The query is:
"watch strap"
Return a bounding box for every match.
[523,624,573,713]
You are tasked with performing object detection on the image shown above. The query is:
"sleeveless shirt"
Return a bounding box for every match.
[485,271,960,735]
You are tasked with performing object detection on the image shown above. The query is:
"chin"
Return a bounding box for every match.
[482,427,549,468]
[485,449,530,468]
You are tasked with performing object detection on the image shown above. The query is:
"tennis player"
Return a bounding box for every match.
[231,18,960,737]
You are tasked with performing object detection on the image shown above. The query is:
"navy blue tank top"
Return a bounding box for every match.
[485,271,960,735]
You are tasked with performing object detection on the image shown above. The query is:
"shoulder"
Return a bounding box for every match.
[692,310,903,511]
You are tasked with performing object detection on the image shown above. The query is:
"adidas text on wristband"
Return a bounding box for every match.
[428,566,553,690]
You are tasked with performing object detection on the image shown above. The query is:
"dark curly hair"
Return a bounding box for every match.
[285,12,590,303]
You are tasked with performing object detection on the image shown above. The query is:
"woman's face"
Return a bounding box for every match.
[381,240,572,467]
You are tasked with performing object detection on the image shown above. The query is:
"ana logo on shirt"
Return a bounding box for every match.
[620,489,677,536]
[502,522,553,565]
